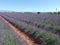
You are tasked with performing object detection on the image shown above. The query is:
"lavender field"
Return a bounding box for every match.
[0,12,60,45]
[0,13,28,45]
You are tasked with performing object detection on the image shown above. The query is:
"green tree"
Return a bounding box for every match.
[37,12,40,14]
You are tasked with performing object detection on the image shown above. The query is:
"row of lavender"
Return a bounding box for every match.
[2,12,60,35]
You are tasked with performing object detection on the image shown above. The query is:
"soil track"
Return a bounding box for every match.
[0,16,42,45]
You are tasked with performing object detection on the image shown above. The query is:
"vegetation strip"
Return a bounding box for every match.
[1,16,60,45]
[5,15,60,37]
[0,16,41,45]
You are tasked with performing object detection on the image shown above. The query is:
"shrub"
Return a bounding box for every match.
[58,11,60,14]
[54,26,60,33]
[55,26,60,31]
[53,12,57,14]
[44,34,57,45]
[48,12,52,14]
[45,24,53,30]
[45,38,56,45]
[37,12,40,14]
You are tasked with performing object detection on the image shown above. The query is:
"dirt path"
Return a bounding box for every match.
[0,16,41,45]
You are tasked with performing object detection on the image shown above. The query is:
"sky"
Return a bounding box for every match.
[0,0,60,12]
